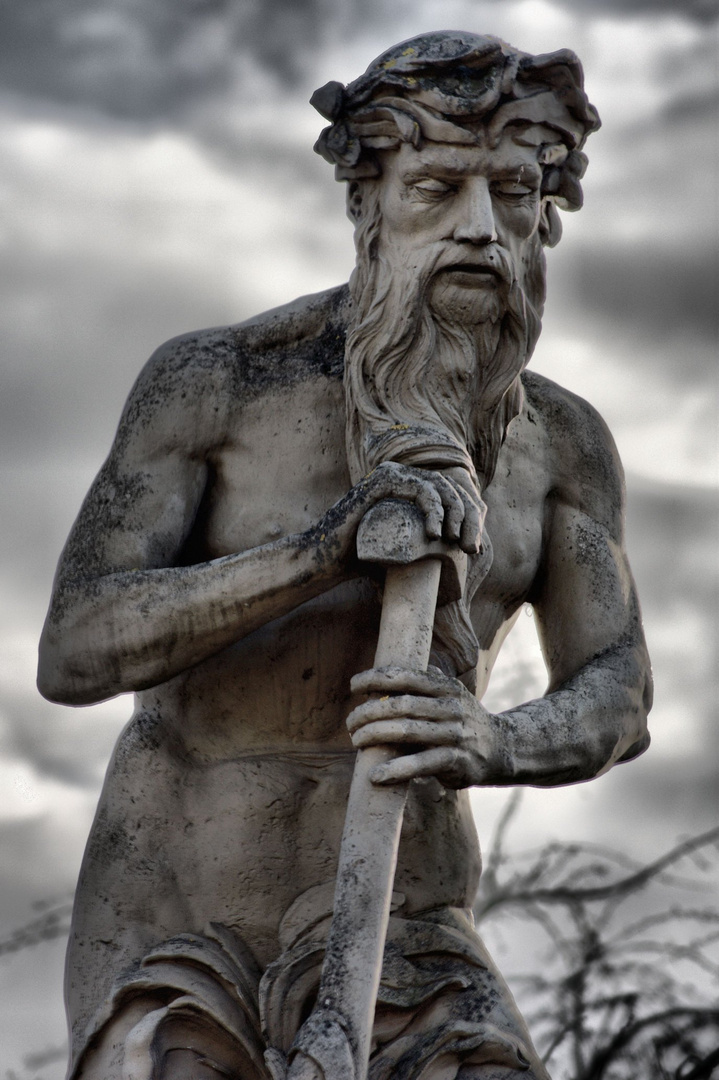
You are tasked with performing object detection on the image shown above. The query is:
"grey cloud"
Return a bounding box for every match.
[626,477,719,613]
[0,819,81,924]
[0,0,381,120]
[655,29,718,103]
[0,681,120,789]
[1,0,248,119]
[550,0,717,21]
[578,755,719,862]
[3,0,322,125]
[663,87,719,123]
[574,245,717,347]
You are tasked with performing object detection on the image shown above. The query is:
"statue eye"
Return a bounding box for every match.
[411,178,455,200]
[493,181,537,201]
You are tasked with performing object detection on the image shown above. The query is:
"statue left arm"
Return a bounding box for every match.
[500,493,652,786]
[504,392,653,785]
[347,399,652,789]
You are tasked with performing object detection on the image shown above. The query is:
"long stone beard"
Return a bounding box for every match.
[344,224,544,492]
[344,204,545,684]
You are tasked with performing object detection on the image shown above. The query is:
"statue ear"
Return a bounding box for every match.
[539,199,562,248]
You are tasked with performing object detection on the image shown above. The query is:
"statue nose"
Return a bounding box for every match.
[453,178,497,245]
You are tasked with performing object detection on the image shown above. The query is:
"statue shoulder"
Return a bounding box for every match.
[119,284,351,454]
[230,282,350,395]
[145,283,349,394]
[521,370,626,527]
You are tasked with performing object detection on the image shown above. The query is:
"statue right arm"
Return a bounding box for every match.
[37,341,335,704]
[38,339,480,706]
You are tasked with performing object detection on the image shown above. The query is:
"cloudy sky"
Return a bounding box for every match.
[1,0,717,1074]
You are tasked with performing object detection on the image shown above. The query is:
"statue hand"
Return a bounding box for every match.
[314,461,485,569]
[346,666,498,789]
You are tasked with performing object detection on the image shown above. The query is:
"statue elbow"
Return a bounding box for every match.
[37,632,109,706]
[37,662,74,706]
[611,645,652,766]
[617,729,651,764]
[616,706,651,765]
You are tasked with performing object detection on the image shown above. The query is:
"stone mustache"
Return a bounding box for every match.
[38,30,652,1080]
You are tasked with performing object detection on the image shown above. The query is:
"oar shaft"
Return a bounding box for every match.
[315,559,442,1075]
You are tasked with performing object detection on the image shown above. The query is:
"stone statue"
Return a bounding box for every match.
[38,32,652,1080]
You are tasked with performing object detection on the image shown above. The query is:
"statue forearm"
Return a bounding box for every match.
[37,531,343,705]
[487,640,652,787]
[38,462,483,707]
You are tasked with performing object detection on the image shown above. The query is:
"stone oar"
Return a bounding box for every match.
[283,499,467,1080]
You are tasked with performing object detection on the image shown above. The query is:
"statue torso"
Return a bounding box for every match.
[67,287,555,1034]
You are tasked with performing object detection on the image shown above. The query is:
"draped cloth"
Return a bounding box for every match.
[70,885,550,1080]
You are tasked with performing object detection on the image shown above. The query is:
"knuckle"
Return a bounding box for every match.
[448,699,464,721]
[389,694,414,716]
[419,484,443,507]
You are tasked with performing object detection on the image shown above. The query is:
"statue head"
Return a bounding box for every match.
[313,32,600,483]
[312,32,600,249]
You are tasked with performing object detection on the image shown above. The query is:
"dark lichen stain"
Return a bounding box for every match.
[522,368,624,551]
[127,710,164,754]
[227,284,349,403]
[84,809,136,871]
[49,467,152,615]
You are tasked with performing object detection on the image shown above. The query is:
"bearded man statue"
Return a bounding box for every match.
[39,31,651,1080]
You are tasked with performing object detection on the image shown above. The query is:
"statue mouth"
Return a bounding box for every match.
[436,263,501,288]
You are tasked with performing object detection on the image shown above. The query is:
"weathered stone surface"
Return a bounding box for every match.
[38,31,651,1080]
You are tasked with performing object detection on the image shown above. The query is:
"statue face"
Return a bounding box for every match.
[376,132,544,324]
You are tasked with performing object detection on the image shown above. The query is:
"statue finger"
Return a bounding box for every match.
[346,694,461,735]
[455,488,483,554]
[351,719,462,749]
[425,471,466,542]
[395,466,464,541]
[369,747,463,785]
[407,481,445,540]
[350,666,463,699]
